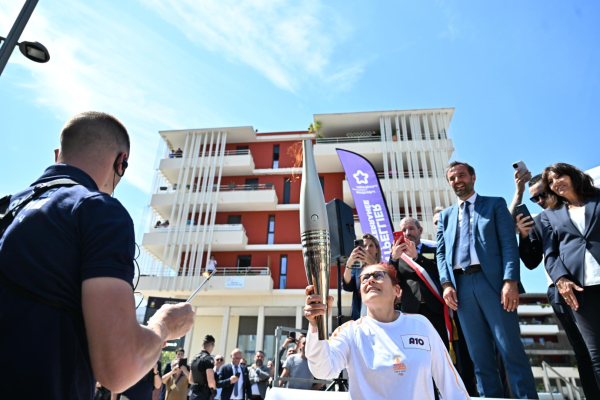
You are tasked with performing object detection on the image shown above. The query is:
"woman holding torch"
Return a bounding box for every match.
[303,262,470,400]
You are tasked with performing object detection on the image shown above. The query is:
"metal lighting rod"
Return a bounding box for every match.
[186,269,217,302]
[0,0,39,76]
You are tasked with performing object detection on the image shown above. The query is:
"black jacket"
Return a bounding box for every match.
[390,244,443,314]
[541,191,600,303]
[519,214,544,271]
[217,364,252,400]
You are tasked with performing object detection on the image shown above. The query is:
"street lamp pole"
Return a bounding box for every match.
[0,0,40,76]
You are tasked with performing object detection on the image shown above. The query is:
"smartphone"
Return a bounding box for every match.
[235,372,241,378]
[512,161,528,174]
[289,331,296,339]
[179,358,187,368]
[351,239,365,269]
[393,231,405,244]
[515,204,534,226]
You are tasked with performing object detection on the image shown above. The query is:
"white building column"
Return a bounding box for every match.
[183,307,196,356]
[219,306,231,355]
[256,306,265,351]
[295,306,303,329]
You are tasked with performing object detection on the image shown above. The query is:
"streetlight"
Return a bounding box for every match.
[0,0,50,77]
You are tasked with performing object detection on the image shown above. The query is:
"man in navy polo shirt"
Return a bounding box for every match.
[0,112,195,399]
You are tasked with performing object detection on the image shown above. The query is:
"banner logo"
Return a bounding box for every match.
[353,170,369,184]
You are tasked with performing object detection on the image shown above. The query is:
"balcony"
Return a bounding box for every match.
[142,224,248,258]
[151,184,279,218]
[159,150,255,182]
[137,266,274,295]
[342,179,443,209]
[314,137,384,173]
[517,304,555,317]
[519,324,560,335]
[522,341,575,355]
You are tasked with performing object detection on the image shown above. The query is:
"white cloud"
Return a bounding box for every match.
[139,0,363,93]
[0,1,222,195]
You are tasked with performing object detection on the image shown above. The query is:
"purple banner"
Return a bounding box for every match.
[336,149,394,262]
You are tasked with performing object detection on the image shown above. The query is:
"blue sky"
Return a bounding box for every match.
[1,0,598,293]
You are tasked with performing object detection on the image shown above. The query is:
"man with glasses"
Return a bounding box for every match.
[512,173,600,399]
[217,349,252,400]
[213,355,225,400]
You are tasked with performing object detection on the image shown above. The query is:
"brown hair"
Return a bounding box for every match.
[445,161,475,181]
[542,163,599,209]
[362,233,382,262]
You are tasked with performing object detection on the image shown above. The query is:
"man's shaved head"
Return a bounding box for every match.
[59,111,129,161]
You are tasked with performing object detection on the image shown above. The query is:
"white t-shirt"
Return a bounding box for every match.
[208,259,217,271]
[569,207,600,286]
[306,312,470,400]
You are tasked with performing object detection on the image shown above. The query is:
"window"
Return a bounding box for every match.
[236,145,249,152]
[272,145,280,169]
[245,178,259,190]
[319,176,325,193]
[283,179,291,204]
[227,215,241,224]
[237,316,258,358]
[279,255,288,289]
[267,215,275,244]
[237,255,251,269]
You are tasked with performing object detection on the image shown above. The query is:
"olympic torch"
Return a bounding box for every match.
[300,139,330,340]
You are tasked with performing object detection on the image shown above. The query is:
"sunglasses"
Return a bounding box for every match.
[240,363,247,366]
[530,191,547,203]
[359,270,389,284]
[215,358,224,362]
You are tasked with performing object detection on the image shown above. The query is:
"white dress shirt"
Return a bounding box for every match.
[568,207,600,286]
[230,363,244,399]
[453,192,481,270]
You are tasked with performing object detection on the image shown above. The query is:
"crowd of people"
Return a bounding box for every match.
[95,332,320,400]
[312,160,600,400]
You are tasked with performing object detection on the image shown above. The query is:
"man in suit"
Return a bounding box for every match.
[390,216,479,396]
[513,172,600,399]
[437,161,538,399]
[217,348,252,400]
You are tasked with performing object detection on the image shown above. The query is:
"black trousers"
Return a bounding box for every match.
[548,285,600,398]
[570,285,600,390]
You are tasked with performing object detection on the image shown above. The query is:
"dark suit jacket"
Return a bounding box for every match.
[541,191,600,303]
[437,195,523,294]
[341,267,362,321]
[390,244,443,314]
[217,364,253,400]
[519,214,544,270]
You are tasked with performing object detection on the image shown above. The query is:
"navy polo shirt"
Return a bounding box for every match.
[0,164,135,400]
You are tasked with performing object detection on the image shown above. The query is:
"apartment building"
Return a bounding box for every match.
[520,293,584,399]
[137,108,456,361]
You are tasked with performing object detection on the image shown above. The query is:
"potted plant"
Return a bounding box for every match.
[308,121,322,138]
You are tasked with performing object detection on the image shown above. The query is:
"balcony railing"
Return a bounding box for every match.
[316,136,381,144]
[522,342,573,351]
[141,265,270,278]
[151,224,245,231]
[377,171,433,179]
[156,183,274,194]
[167,149,251,159]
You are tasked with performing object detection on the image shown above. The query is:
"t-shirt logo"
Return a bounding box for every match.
[401,335,430,351]
[392,354,407,376]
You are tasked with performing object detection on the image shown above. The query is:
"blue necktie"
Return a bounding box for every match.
[233,366,239,397]
[458,201,471,270]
